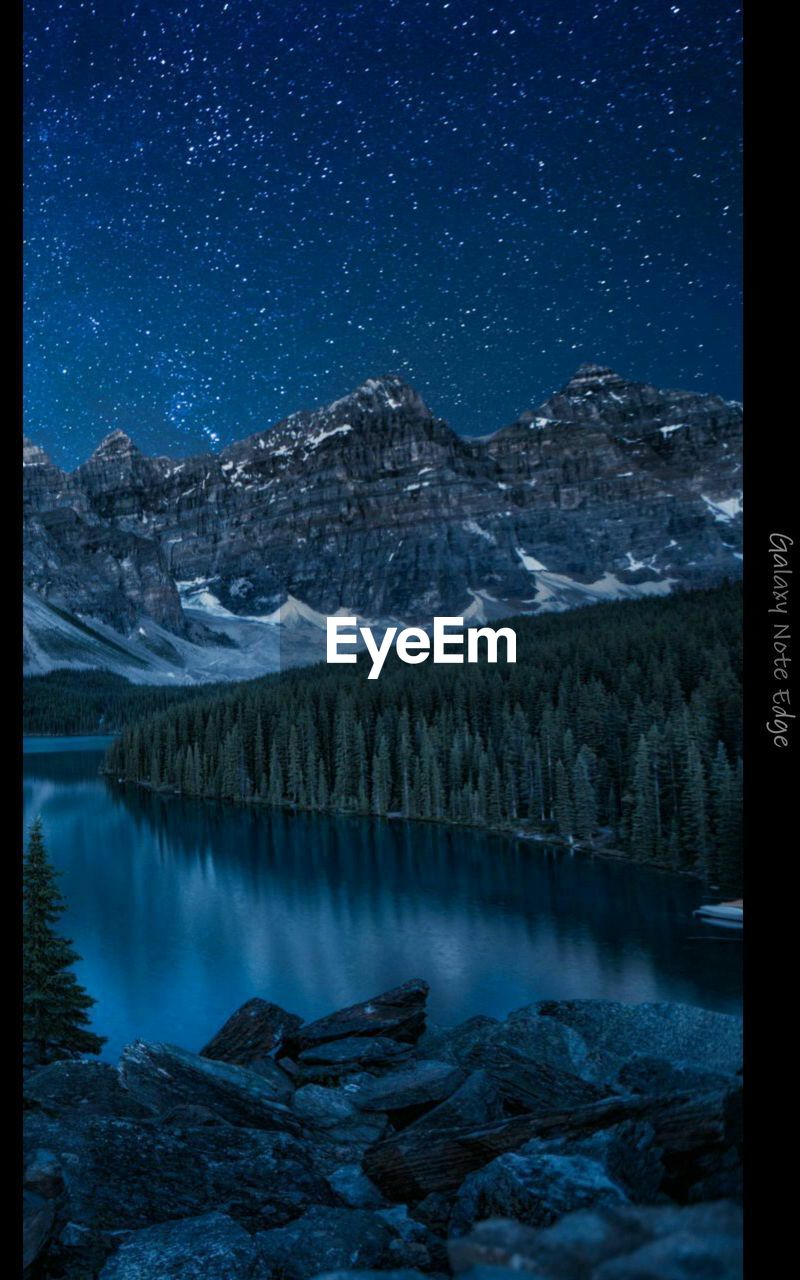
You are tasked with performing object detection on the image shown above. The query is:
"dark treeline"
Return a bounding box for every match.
[23,670,235,736]
[104,585,742,884]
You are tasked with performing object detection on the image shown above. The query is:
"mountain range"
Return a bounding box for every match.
[23,363,743,683]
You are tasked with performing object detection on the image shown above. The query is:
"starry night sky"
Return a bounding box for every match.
[25,0,742,468]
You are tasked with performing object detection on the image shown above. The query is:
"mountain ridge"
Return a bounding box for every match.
[23,364,742,682]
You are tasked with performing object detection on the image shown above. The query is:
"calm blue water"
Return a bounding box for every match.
[23,738,742,1062]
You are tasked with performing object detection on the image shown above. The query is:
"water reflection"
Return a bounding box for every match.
[23,742,742,1062]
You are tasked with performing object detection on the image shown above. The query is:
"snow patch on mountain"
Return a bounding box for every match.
[306,424,353,450]
[516,547,548,572]
[528,569,674,611]
[463,520,496,544]
[701,493,743,522]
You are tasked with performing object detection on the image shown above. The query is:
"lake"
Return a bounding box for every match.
[23,738,742,1062]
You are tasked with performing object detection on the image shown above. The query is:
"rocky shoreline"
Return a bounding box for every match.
[23,981,743,1279]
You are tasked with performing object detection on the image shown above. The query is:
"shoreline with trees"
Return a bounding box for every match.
[102,586,743,889]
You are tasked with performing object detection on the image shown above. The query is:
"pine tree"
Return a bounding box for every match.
[572,746,597,842]
[371,729,392,814]
[554,760,575,842]
[23,818,105,1064]
[681,739,709,873]
[710,742,739,882]
[630,735,658,861]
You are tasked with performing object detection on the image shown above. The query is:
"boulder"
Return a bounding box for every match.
[293,1085,390,1147]
[24,1060,153,1120]
[23,1189,56,1277]
[239,1055,297,1102]
[411,1192,455,1234]
[99,1212,261,1279]
[59,1221,95,1249]
[255,1206,398,1279]
[684,1145,744,1204]
[119,1040,301,1132]
[401,1069,507,1134]
[23,1040,79,1072]
[486,1007,592,1075]
[375,1204,444,1271]
[201,998,303,1066]
[295,1035,414,1083]
[288,980,429,1056]
[23,1110,335,1273]
[24,1148,65,1200]
[593,1227,742,1278]
[416,1016,500,1063]
[532,1001,742,1083]
[347,1059,466,1117]
[544,1121,665,1204]
[418,1010,601,1118]
[449,1147,629,1237]
[615,1054,735,1097]
[375,1204,433,1245]
[458,1040,608,1116]
[364,1087,737,1201]
[448,1200,742,1279]
[327,1163,386,1209]
[160,1104,235,1128]
[652,1085,742,1203]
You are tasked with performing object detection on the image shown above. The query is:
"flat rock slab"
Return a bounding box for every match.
[119,1040,302,1132]
[99,1212,261,1280]
[460,1040,608,1116]
[231,1056,296,1104]
[295,1036,415,1083]
[348,1059,466,1114]
[201,998,303,1066]
[288,980,429,1055]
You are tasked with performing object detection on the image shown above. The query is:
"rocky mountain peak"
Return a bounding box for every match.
[226,375,435,464]
[87,429,141,463]
[328,375,431,421]
[561,364,628,394]
[23,437,54,467]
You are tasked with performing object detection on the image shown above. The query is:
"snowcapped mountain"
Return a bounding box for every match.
[23,364,742,682]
